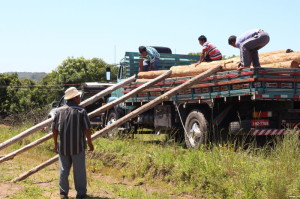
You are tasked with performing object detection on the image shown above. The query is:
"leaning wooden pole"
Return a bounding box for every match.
[12,155,59,182]
[0,75,136,151]
[0,134,53,164]
[1,72,171,164]
[88,70,172,118]
[12,65,221,182]
[80,75,135,107]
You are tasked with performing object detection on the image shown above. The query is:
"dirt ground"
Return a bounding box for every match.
[0,164,195,199]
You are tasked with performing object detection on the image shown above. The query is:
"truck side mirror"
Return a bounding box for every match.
[106,67,111,81]
[52,102,58,108]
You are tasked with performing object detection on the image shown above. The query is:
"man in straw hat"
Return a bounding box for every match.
[52,87,94,199]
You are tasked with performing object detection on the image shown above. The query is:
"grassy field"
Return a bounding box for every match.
[0,123,300,199]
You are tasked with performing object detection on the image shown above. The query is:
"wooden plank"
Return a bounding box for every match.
[257,78,300,82]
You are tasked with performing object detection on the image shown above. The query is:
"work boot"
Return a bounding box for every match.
[60,194,69,199]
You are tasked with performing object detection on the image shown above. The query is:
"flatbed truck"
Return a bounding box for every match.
[108,48,300,148]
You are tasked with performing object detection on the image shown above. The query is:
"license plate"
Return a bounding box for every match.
[251,119,269,127]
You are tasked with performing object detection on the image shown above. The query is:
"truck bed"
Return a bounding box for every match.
[123,68,300,103]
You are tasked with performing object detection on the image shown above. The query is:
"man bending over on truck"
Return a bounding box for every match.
[228,29,270,71]
[139,46,160,72]
[195,35,222,67]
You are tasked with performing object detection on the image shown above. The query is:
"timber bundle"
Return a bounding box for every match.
[138,49,300,79]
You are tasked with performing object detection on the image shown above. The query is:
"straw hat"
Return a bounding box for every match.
[64,87,80,100]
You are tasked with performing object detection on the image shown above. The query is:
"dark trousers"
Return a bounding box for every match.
[143,58,159,71]
[59,151,87,198]
[240,31,270,67]
[204,54,222,62]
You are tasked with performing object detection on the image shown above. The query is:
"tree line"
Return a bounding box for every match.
[0,57,118,118]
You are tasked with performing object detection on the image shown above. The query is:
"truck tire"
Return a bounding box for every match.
[106,109,120,126]
[184,110,208,148]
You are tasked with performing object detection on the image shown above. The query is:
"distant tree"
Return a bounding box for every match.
[40,57,118,102]
[54,57,117,87]
[0,73,19,116]
[222,55,238,60]
[188,52,201,56]
[0,57,119,118]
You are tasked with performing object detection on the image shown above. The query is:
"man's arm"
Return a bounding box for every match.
[149,62,153,71]
[195,50,205,67]
[52,129,59,153]
[84,129,94,151]
[139,58,143,72]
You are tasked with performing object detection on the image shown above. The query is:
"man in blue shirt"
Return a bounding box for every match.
[139,46,160,72]
[228,29,270,71]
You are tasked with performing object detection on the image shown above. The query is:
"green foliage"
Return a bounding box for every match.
[89,133,300,199]
[188,52,201,56]
[0,73,20,116]
[223,54,238,60]
[5,72,47,82]
[1,125,300,198]
[188,52,238,60]
[54,56,117,87]
[0,57,118,118]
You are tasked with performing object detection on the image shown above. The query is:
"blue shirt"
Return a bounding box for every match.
[142,46,160,63]
[236,29,260,48]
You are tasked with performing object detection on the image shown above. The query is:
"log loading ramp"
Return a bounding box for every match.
[0,65,221,182]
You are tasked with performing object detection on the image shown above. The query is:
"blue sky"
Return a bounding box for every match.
[0,0,299,73]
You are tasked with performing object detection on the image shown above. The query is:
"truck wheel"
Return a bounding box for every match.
[106,110,119,126]
[105,109,121,137]
[184,110,208,148]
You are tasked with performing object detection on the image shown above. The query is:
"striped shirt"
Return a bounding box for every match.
[142,46,160,63]
[202,42,222,60]
[51,101,91,156]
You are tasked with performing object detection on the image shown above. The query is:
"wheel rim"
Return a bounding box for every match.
[107,116,116,126]
[187,120,203,147]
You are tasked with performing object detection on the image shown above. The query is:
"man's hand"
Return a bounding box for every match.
[88,143,94,151]
[52,129,59,154]
[85,129,94,151]
[54,145,58,153]
[195,62,201,67]
[237,62,245,71]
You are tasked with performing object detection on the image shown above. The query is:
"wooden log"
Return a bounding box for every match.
[262,60,299,68]
[0,134,52,164]
[0,75,136,151]
[138,70,169,79]
[0,118,53,151]
[13,65,222,182]
[88,70,172,118]
[259,49,293,57]
[12,155,59,182]
[259,52,300,65]
[138,52,300,79]
[80,75,136,107]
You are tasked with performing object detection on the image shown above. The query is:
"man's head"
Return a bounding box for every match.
[64,87,81,104]
[228,35,237,48]
[198,35,207,46]
[139,46,147,56]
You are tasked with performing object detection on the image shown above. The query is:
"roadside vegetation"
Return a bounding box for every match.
[0,123,299,199]
[0,57,117,120]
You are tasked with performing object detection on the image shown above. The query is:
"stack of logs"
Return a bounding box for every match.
[138,49,300,79]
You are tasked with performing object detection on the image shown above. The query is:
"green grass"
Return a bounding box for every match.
[1,124,300,199]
